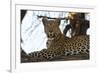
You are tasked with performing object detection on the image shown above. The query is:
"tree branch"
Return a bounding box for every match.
[37,15,68,20]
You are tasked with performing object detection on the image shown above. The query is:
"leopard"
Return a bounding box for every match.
[28,17,89,61]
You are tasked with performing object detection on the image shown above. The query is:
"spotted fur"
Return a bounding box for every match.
[29,17,89,60]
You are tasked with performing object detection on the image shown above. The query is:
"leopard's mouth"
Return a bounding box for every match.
[48,38,54,41]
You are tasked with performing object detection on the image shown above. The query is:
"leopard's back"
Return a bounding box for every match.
[64,35,89,55]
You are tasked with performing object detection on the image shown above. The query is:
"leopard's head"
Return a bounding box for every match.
[42,17,61,40]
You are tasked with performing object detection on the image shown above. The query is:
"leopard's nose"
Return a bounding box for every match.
[49,32,54,37]
[49,33,53,36]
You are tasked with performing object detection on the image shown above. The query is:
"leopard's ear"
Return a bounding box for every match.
[55,18,60,26]
[42,17,48,26]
